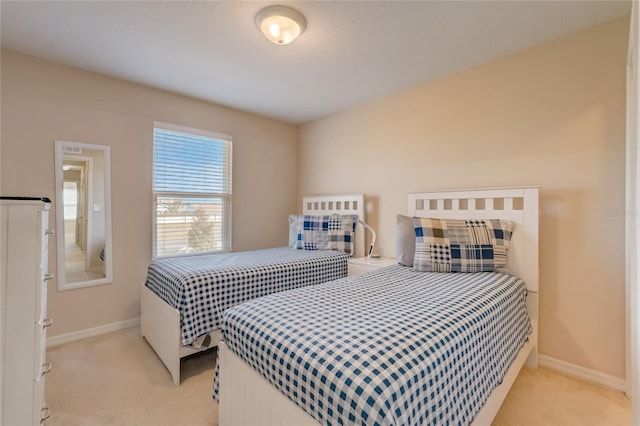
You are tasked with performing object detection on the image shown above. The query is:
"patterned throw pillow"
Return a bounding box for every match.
[413,218,514,273]
[295,214,358,256]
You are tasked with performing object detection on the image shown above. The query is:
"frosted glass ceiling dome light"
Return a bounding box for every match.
[256,5,306,45]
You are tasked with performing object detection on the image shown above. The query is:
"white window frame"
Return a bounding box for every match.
[152,121,232,259]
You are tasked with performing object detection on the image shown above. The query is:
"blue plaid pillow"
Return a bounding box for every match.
[294,214,358,256]
[413,218,514,273]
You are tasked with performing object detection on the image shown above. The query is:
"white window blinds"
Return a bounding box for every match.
[153,122,232,259]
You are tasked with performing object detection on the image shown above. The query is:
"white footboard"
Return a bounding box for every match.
[219,339,534,426]
[219,342,317,426]
[141,284,182,384]
[141,283,221,385]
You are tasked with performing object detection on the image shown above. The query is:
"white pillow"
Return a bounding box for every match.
[288,214,297,247]
[396,214,416,266]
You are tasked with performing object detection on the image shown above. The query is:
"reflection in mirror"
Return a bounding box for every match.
[55,141,112,290]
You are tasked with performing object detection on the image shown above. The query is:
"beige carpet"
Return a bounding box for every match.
[45,326,630,426]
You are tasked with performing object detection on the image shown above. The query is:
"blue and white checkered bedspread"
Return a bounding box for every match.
[219,265,532,425]
[144,247,349,345]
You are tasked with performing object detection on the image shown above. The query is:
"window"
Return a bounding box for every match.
[153,122,232,259]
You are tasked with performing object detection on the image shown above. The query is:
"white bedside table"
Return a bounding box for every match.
[348,257,397,276]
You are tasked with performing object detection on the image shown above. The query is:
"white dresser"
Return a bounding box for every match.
[1,197,53,425]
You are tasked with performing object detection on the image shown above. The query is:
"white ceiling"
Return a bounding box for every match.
[0,1,631,124]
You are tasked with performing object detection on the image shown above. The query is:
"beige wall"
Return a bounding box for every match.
[0,50,298,337]
[299,17,629,378]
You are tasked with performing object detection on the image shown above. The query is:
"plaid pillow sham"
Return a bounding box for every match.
[413,218,514,273]
[294,214,358,256]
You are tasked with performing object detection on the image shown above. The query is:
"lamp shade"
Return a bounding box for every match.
[255,5,306,45]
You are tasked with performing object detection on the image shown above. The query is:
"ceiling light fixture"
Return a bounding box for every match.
[255,5,306,46]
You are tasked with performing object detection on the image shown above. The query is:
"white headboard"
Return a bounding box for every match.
[302,194,366,258]
[407,186,539,292]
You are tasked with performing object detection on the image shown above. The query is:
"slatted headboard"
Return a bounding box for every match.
[302,194,366,258]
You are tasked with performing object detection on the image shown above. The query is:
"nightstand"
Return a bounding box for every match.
[348,257,397,276]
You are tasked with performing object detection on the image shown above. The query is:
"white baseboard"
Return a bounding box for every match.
[538,354,627,393]
[47,317,140,348]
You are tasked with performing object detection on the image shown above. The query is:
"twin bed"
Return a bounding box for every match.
[142,186,539,425]
[217,187,539,425]
[141,194,368,384]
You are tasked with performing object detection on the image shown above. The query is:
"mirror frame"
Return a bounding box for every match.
[55,140,113,291]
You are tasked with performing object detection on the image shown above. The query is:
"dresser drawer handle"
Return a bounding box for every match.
[43,318,53,328]
[42,362,52,375]
[45,229,55,235]
[44,273,54,281]
[41,407,50,423]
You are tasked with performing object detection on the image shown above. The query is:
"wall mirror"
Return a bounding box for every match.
[55,140,112,290]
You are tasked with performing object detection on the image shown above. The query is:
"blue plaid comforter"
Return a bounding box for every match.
[144,247,349,345]
[220,265,532,425]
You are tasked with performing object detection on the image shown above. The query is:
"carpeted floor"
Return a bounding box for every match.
[45,326,630,426]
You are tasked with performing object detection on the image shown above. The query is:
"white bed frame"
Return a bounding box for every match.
[218,186,539,425]
[141,194,366,385]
